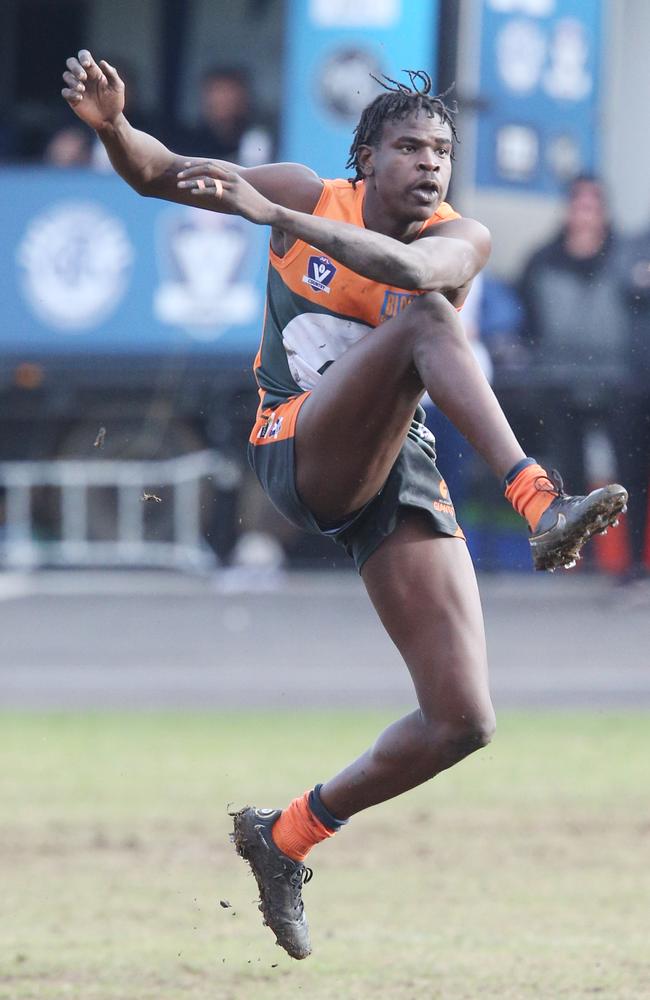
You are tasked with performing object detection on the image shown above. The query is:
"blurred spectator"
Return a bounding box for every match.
[614,229,650,581]
[518,176,628,494]
[519,174,650,578]
[44,124,92,167]
[173,66,273,166]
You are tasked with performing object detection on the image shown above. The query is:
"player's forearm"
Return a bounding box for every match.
[270,206,479,292]
[270,206,424,289]
[96,113,180,195]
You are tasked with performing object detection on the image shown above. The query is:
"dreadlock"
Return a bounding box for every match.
[346,70,458,183]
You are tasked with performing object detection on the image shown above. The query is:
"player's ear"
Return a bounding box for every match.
[356,144,374,178]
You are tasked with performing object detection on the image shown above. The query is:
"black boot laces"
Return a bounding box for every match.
[534,469,586,511]
[287,864,313,916]
[534,468,565,497]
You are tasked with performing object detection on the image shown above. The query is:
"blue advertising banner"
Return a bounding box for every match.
[475,0,603,193]
[1,168,269,360]
[282,0,439,179]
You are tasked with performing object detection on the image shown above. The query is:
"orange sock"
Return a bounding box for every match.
[271,791,337,862]
[505,462,558,531]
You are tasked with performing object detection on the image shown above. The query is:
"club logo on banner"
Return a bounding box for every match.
[318,49,384,121]
[154,209,260,337]
[16,201,133,331]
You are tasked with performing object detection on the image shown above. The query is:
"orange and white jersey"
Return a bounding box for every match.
[253,178,460,409]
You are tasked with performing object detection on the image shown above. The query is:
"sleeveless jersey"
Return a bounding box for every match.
[253,178,461,410]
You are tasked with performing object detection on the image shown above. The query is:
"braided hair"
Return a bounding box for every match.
[346,70,458,183]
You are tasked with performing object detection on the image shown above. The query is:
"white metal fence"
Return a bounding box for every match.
[0,450,240,572]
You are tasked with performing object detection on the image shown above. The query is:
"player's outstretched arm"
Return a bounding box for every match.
[61,50,322,214]
[178,160,490,293]
[62,49,175,195]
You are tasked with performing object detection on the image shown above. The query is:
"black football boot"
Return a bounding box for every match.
[232,807,313,959]
[529,470,628,571]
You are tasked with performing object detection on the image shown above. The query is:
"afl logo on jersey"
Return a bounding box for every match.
[302,255,337,294]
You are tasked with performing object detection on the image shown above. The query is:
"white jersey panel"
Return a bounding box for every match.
[282,312,372,390]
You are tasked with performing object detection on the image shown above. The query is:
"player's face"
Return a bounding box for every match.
[363,112,453,220]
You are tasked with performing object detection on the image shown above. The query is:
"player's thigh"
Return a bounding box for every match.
[361,511,493,728]
[294,292,455,520]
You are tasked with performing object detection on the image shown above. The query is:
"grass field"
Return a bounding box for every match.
[1,710,649,1000]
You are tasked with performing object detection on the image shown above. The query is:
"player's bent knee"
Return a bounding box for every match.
[368,708,495,781]
[472,714,496,749]
[434,712,496,765]
[407,291,465,352]
[409,290,458,328]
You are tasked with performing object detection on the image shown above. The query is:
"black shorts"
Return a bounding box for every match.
[248,392,465,572]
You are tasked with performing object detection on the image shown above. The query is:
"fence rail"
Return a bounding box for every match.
[0,450,240,572]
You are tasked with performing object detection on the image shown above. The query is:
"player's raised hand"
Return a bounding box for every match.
[61,49,125,130]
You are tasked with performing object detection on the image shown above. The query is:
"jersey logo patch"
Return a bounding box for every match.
[256,413,283,440]
[302,255,336,294]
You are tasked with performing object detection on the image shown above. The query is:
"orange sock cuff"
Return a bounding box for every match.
[271,791,338,862]
[505,462,556,531]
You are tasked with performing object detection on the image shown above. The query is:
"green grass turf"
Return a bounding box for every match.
[1,710,649,999]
